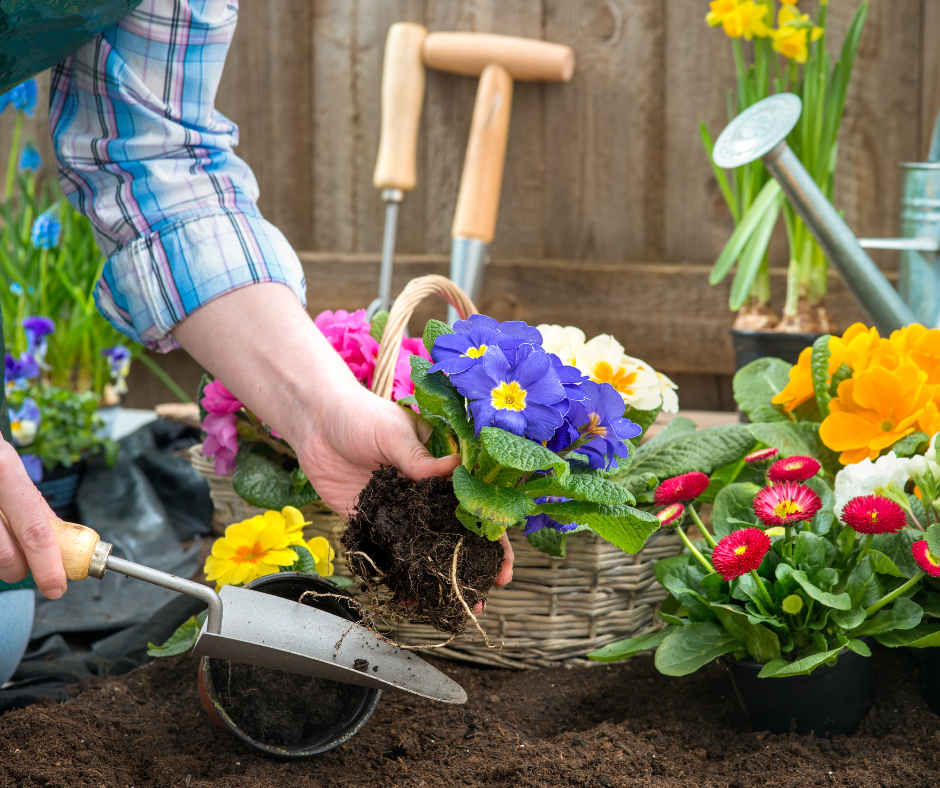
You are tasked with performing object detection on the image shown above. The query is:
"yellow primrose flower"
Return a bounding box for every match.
[576,335,661,409]
[306,536,336,576]
[536,324,586,366]
[204,510,302,591]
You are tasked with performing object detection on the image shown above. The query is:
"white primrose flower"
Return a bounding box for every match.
[926,432,940,465]
[655,370,679,414]
[903,454,940,482]
[576,335,661,410]
[834,451,911,517]
[536,324,585,366]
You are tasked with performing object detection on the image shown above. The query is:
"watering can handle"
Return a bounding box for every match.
[0,513,111,582]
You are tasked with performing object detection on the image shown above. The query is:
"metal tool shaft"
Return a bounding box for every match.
[105,553,223,635]
[378,188,403,313]
[763,142,916,333]
[447,236,488,324]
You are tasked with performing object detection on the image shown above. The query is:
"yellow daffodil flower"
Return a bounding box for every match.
[306,536,335,576]
[706,0,739,28]
[204,509,306,591]
[819,363,931,464]
[773,16,824,63]
[720,0,773,39]
[576,335,661,409]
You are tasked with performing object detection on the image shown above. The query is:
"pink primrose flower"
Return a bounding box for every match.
[202,412,239,476]
[392,338,432,402]
[314,309,379,385]
[201,379,242,415]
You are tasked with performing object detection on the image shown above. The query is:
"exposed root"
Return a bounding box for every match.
[450,538,499,649]
[343,550,388,578]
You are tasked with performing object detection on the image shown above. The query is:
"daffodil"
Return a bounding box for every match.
[773,12,824,63]
[706,0,739,28]
[575,335,660,410]
[307,536,335,576]
[820,363,931,464]
[204,508,308,590]
[720,0,773,39]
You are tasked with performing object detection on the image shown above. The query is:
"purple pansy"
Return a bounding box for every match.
[523,496,580,535]
[5,352,39,387]
[9,398,40,447]
[20,454,43,483]
[24,316,55,368]
[430,315,542,375]
[450,344,567,441]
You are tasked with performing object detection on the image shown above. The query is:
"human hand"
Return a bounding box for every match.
[0,438,66,599]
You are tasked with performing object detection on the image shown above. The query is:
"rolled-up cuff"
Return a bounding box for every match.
[94,210,307,352]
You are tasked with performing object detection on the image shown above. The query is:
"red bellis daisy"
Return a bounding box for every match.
[657,503,685,528]
[712,528,772,581]
[753,482,822,527]
[654,472,710,506]
[767,455,821,484]
[841,495,907,535]
[912,540,940,578]
[745,447,779,465]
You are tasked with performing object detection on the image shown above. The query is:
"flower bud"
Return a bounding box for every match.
[782,594,804,615]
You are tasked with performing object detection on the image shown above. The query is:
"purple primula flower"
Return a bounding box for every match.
[548,381,641,471]
[20,454,43,483]
[19,144,41,172]
[430,315,543,375]
[9,398,40,447]
[5,352,40,387]
[30,210,62,249]
[449,344,567,441]
[523,496,580,535]
[550,353,589,401]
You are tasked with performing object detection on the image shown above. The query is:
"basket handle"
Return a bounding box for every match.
[371,275,477,401]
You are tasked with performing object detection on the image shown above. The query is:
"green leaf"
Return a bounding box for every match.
[477,444,524,487]
[654,622,740,676]
[411,356,474,441]
[422,319,455,355]
[710,604,780,663]
[425,421,458,459]
[710,179,783,285]
[233,451,320,510]
[526,527,567,558]
[793,532,827,575]
[711,483,761,539]
[588,629,670,662]
[612,472,659,501]
[479,426,568,479]
[845,639,872,657]
[869,549,904,578]
[291,544,319,575]
[829,363,852,398]
[732,357,792,423]
[876,623,940,649]
[623,403,661,437]
[147,610,208,658]
[809,334,833,418]
[927,524,940,559]
[452,465,533,531]
[830,607,867,631]
[728,195,783,312]
[791,570,851,610]
[745,421,815,458]
[532,500,660,553]
[849,597,923,638]
[454,505,505,541]
[889,431,929,458]
[370,309,389,342]
[629,423,754,480]
[848,556,882,608]
[639,416,696,452]
[758,647,843,677]
[872,531,921,579]
[521,468,635,506]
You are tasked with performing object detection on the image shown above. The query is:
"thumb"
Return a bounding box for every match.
[388,428,461,481]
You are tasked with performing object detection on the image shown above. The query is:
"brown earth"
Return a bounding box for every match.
[1,647,938,788]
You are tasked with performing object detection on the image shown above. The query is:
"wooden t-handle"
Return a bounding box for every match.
[423,32,575,82]
[451,64,514,244]
[373,22,428,192]
[1,512,107,582]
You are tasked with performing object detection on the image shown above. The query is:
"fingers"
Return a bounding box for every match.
[0,441,66,599]
[386,418,461,482]
[494,532,514,587]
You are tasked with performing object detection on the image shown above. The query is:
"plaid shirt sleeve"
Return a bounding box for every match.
[48,0,306,352]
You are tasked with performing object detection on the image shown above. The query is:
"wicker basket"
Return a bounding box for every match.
[189,274,683,667]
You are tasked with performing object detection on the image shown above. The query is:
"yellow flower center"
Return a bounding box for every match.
[785,461,800,470]
[591,361,638,395]
[463,344,487,359]
[880,419,894,432]
[927,550,940,568]
[233,541,268,565]
[491,381,527,412]
[869,512,879,524]
[585,412,608,438]
[734,545,748,556]
[773,499,803,518]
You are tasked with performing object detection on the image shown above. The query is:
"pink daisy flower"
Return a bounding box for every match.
[654,472,710,506]
[745,447,779,466]
[656,503,685,528]
[767,456,821,484]
[753,482,822,527]
[912,540,940,578]
[711,528,772,581]
[840,495,907,535]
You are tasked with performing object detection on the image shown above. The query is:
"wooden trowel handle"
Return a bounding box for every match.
[1,512,108,581]
[423,32,575,82]
[373,22,428,192]
[452,64,514,244]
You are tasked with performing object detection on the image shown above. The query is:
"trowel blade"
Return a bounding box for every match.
[192,585,467,704]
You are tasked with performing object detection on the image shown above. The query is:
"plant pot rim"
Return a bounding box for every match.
[728,328,826,339]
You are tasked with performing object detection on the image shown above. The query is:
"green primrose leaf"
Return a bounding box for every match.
[710,604,780,663]
[526,527,568,558]
[927,524,940,559]
[561,467,635,506]
[422,319,454,355]
[612,472,659,502]
[628,420,754,480]
[479,426,569,479]
[531,500,660,553]
[758,647,842,678]
[869,549,905,578]
[744,421,819,460]
[291,544,319,575]
[791,570,851,610]
[849,597,923,638]
[732,357,792,423]
[711,483,761,539]
[810,334,833,418]
[875,622,940,648]
[370,309,389,342]
[454,504,506,541]
[890,431,929,458]
[411,356,474,441]
[147,609,208,658]
[829,363,852,398]
[477,444,524,487]
[452,465,533,530]
[233,451,320,510]
[654,622,740,676]
[588,629,670,662]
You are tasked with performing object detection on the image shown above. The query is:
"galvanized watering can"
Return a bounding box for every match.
[713,94,919,334]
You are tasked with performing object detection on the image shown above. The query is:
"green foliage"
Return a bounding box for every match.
[810,334,833,418]
[531,499,659,554]
[411,357,474,441]
[627,419,754,479]
[526,526,568,558]
[732,358,792,423]
[147,610,208,657]
[452,465,533,537]
[890,432,929,458]
[422,319,453,355]
[588,629,669,662]
[369,310,389,342]
[654,622,740,677]
[232,449,320,510]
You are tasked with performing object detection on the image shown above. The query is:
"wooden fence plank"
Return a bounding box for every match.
[920,0,940,160]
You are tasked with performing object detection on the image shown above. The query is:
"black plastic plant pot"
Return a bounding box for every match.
[36,459,87,522]
[198,572,382,758]
[729,328,824,371]
[725,648,874,737]
[920,647,940,716]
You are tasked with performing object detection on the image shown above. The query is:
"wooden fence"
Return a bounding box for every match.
[2,0,939,409]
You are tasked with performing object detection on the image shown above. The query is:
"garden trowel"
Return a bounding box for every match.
[24,516,467,704]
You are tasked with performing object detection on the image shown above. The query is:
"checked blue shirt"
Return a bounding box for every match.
[49,0,306,351]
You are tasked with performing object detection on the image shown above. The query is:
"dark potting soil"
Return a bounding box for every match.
[207,659,358,748]
[3,647,940,788]
[342,465,503,634]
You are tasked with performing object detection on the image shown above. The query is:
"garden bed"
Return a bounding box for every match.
[1,647,938,787]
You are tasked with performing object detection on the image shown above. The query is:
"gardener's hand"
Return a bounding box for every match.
[0,438,66,599]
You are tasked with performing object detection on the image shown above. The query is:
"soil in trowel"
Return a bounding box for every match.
[208,659,360,748]
[341,465,502,635]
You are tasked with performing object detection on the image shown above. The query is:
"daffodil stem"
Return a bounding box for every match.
[866,572,924,618]
[678,527,714,574]
[686,504,716,549]
[750,570,776,613]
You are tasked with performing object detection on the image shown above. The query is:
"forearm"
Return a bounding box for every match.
[171,283,361,450]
